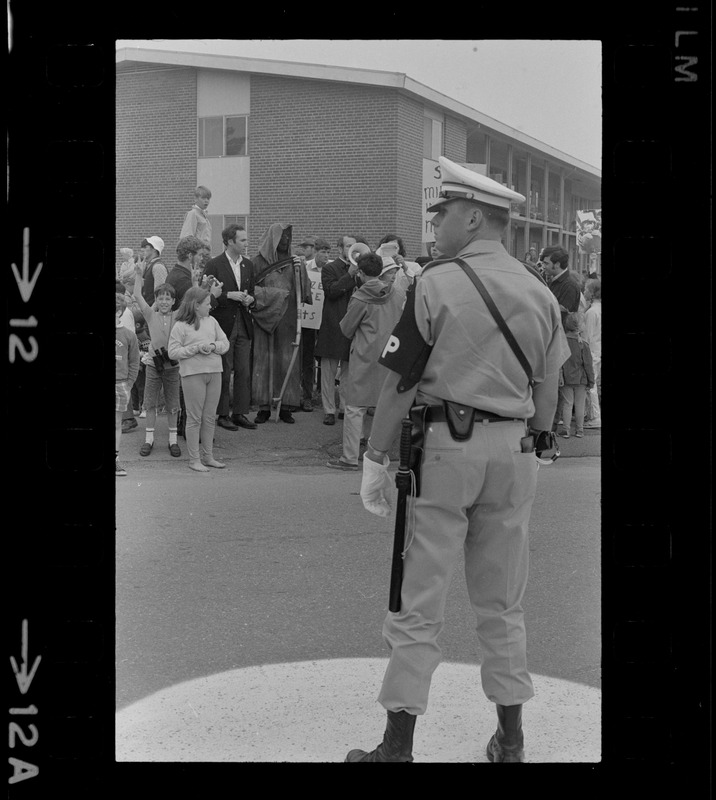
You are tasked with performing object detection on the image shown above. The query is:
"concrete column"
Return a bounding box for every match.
[559,171,565,245]
[506,144,513,253]
[525,152,532,253]
[541,159,548,249]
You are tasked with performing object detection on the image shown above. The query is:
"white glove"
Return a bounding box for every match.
[360,454,392,518]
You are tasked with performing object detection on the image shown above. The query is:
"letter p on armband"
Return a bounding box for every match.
[382,335,400,358]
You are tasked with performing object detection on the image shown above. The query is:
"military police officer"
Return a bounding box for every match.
[347,157,569,763]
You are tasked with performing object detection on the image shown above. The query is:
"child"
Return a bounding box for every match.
[167,286,230,473]
[180,185,213,261]
[118,247,135,285]
[133,264,182,457]
[326,252,405,470]
[117,291,140,434]
[558,311,595,439]
[137,236,167,304]
[116,294,140,476]
[131,307,150,417]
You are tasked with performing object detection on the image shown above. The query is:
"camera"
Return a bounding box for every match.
[152,346,178,373]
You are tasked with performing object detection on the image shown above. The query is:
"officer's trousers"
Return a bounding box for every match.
[378,419,537,715]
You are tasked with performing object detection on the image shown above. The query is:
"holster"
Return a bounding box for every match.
[442,400,477,441]
[408,404,429,498]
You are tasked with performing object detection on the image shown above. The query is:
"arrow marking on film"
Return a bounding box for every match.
[10,619,41,695]
[11,228,43,303]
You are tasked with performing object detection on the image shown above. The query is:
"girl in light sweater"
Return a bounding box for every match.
[168,287,230,472]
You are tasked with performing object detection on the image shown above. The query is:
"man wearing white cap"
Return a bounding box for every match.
[346,156,569,763]
[138,236,167,306]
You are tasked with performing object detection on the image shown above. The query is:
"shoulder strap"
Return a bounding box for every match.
[452,257,535,389]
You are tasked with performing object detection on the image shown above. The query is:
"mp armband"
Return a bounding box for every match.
[378,283,433,393]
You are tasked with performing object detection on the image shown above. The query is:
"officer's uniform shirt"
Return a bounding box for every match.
[412,239,569,419]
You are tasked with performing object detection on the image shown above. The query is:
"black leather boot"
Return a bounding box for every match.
[486,703,525,763]
[345,710,416,762]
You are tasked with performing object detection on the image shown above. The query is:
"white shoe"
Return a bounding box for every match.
[139,410,147,418]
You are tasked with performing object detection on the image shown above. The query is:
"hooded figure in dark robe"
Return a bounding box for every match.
[251,223,312,421]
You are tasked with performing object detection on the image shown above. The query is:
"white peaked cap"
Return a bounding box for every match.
[427,156,526,211]
[143,235,165,254]
[379,257,398,275]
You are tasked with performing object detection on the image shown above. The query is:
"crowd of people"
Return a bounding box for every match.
[115,184,601,477]
[115,159,604,762]
[535,245,602,436]
[115,185,427,476]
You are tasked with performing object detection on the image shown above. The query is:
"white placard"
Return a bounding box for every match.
[300,269,324,330]
[422,159,442,243]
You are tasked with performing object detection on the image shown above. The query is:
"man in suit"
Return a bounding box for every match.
[203,224,257,431]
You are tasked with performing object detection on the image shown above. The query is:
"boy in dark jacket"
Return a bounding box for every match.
[326,253,404,469]
[557,311,595,438]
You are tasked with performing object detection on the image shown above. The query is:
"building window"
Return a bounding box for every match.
[223,215,247,229]
[198,116,249,158]
[208,215,249,256]
[225,117,248,156]
[423,116,443,160]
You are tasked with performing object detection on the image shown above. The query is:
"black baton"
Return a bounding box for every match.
[388,417,413,613]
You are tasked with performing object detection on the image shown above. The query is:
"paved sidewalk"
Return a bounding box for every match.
[117,407,601,763]
[120,404,600,468]
[116,659,600,763]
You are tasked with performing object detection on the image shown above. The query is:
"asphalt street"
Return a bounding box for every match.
[116,407,601,761]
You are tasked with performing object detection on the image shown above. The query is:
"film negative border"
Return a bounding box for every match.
[5,5,712,794]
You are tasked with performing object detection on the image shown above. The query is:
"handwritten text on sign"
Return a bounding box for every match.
[300,269,324,330]
[421,160,487,242]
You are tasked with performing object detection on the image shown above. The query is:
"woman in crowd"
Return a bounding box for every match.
[375,234,422,291]
[583,278,602,428]
[524,246,539,265]
[168,287,230,472]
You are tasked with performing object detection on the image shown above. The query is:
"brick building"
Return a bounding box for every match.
[116,47,601,270]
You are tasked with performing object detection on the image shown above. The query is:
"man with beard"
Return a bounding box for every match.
[251,223,312,424]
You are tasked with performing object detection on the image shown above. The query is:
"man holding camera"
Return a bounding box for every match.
[203,224,257,431]
[132,266,183,457]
